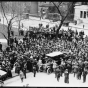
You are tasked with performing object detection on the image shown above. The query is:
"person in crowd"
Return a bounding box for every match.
[55,66,61,82]
[15,61,20,75]
[6,63,12,78]
[0,75,4,87]
[64,69,69,83]
[0,25,88,84]
[77,66,82,80]
[53,61,57,73]
[33,64,37,77]
[22,61,27,79]
[72,65,78,77]
[38,58,42,72]
[82,67,87,83]
[19,70,24,83]
[59,64,64,77]
[0,42,2,52]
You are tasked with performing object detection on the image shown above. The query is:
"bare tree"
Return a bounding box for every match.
[0,2,29,46]
[0,2,18,45]
[52,2,75,38]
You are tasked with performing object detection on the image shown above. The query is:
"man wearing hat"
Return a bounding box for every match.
[22,61,27,79]
[0,42,2,52]
[33,64,37,77]
[83,67,87,83]
[15,61,20,75]
[64,69,69,83]
[77,66,82,80]
[55,66,61,82]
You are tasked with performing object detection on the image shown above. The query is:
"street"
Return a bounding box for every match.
[4,72,88,87]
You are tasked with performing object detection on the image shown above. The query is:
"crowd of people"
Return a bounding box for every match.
[0,24,88,85]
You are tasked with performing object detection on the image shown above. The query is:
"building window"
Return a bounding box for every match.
[82,2,88,5]
[80,11,83,18]
[84,11,86,18]
[87,11,88,17]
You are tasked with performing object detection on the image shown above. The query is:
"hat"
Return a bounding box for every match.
[35,59,37,61]
[66,69,68,71]
[30,56,33,58]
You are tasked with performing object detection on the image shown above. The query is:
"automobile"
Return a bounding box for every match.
[46,51,70,65]
[0,70,7,81]
[46,51,64,65]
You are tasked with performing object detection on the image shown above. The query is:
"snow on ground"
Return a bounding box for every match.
[20,18,57,29]
[0,39,7,50]
[0,15,57,30]
[4,72,88,87]
[1,14,88,36]
[69,23,88,35]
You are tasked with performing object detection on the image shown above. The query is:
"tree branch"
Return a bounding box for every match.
[10,15,18,22]
[62,2,75,21]
[54,2,75,38]
[58,2,62,7]
[8,15,18,31]
[11,17,25,25]
[1,2,9,25]
[0,32,7,40]
[52,2,63,18]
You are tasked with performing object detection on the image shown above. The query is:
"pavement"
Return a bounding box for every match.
[3,72,88,87]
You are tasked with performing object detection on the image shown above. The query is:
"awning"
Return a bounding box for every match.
[46,51,63,57]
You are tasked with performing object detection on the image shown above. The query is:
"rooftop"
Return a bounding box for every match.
[74,5,88,10]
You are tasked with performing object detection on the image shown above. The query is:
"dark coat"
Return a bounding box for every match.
[0,44,2,50]
[64,70,69,83]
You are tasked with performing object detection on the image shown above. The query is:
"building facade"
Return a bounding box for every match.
[24,2,51,16]
[74,2,88,24]
[30,2,38,15]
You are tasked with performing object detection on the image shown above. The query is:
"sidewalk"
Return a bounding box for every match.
[4,72,88,87]
[5,68,29,82]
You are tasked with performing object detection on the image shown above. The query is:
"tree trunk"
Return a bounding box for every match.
[18,20,20,36]
[7,28,10,46]
[56,20,64,38]
[7,20,13,46]
[7,23,10,46]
